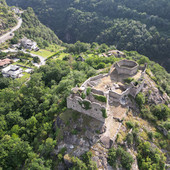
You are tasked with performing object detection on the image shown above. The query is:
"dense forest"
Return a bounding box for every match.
[0,40,170,169]
[6,0,170,72]
[0,0,170,169]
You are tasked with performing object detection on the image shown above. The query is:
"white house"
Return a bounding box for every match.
[2,65,23,78]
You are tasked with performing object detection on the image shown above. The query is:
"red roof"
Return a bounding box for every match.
[0,58,12,67]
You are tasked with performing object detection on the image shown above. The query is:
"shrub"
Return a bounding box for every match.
[79,101,91,110]
[97,62,105,69]
[135,92,145,108]
[126,121,134,129]
[108,146,134,170]
[126,133,134,145]
[81,93,86,99]
[93,94,107,102]
[86,87,91,96]
[124,77,134,84]
[71,129,78,135]
[151,104,170,121]
[101,108,107,118]
[147,132,153,140]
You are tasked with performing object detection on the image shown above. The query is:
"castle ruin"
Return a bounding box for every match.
[67,59,147,123]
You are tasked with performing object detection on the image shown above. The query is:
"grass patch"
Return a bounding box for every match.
[31,49,56,58]
[93,94,107,103]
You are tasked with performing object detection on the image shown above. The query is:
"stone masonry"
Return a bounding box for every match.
[67,59,147,123]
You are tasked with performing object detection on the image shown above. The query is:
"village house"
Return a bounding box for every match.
[2,65,23,78]
[20,37,39,51]
[0,58,12,69]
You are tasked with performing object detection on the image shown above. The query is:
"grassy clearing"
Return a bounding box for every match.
[16,72,30,85]
[31,49,55,58]
[45,44,65,52]
[54,52,70,60]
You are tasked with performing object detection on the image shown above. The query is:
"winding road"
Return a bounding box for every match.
[2,49,46,67]
[0,17,22,44]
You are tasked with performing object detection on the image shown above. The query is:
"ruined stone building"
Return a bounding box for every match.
[67,59,147,123]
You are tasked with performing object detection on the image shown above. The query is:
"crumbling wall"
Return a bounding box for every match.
[130,80,145,97]
[109,88,130,100]
[67,96,106,122]
[91,88,105,96]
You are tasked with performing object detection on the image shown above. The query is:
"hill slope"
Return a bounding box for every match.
[0,0,17,35]
[6,0,170,72]
[13,7,62,48]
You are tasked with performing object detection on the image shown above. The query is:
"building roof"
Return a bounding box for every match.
[0,58,11,67]
[2,65,19,73]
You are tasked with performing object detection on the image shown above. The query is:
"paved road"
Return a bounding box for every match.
[2,49,46,67]
[0,18,22,44]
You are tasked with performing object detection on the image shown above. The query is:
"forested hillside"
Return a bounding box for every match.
[6,0,170,72]
[13,7,62,48]
[0,0,17,35]
[0,42,170,169]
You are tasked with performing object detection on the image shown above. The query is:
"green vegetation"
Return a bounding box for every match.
[137,141,166,170]
[81,93,86,99]
[7,0,170,71]
[126,121,134,129]
[101,108,107,118]
[79,100,91,110]
[0,1,17,35]
[86,87,91,96]
[108,146,134,170]
[71,151,97,170]
[14,7,61,48]
[135,92,146,108]
[124,77,134,84]
[31,49,56,59]
[93,94,107,103]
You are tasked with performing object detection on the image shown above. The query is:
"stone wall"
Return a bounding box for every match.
[130,80,145,97]
[115,60,138,75]
[91,88,105,96]
[109,88,130,101]
[67,96,106,122]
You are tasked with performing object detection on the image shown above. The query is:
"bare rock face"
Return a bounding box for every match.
[100,136,112,149]
[100,125,107,134]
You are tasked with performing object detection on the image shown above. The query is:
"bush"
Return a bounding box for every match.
[97,62,105,69]
[108,146,134,170]
[81,93,86,99]
[147,132,153,140]
[135,92,145,108]
[126,121,134,129]
[79,101,91,110]
[101,108,107,118]
[151,104,170,121]
[93,94,107,102]
[124,77,134,84]
[86,87,91,96]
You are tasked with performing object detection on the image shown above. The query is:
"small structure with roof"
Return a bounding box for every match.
[2,65,23,78]
[0,58,12,69]
[20,37,38,51]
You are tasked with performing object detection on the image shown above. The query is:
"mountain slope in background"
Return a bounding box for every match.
[14,7,62,48]
[6,0,170,72]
